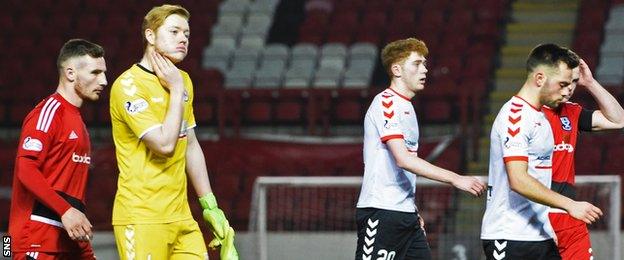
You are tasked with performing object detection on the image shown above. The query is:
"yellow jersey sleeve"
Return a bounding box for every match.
[182,71,197,129]
[110,71,163,139]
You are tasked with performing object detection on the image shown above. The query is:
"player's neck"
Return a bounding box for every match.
[389,81,415,100]
[138,55,153,72]
[517,82,543,109]
[56,83,83,108]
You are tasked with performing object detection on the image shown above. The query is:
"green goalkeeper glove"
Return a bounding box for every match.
[208,226,239,260]
[199,193,239,260]
[199,193,230,239]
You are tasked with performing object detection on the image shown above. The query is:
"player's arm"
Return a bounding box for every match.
[185,129,235,232]
[15,156,92,241]
[185,128,214,197]
[186,128,239,258]
[386,138,485,196]
[576,59,624,131]
[141,50,185,157]
[505,160,603,224]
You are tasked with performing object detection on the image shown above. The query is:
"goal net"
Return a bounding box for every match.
[248,175,620,260]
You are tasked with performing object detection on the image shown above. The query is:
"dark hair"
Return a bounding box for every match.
[526,43,579,73]
[57,39,105,70]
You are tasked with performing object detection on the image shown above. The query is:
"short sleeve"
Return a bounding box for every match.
[498,105,530,163]
[184,74,196,129]
[374,95,403,143]
[110,73,162,139]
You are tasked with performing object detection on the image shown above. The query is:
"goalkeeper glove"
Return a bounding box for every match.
[208,226,239,260]
[199,193,230,239]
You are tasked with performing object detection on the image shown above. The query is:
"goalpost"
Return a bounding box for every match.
[249,175,621,260]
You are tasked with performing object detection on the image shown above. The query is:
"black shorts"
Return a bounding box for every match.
[355,208,431,260]
[482,239,561,260]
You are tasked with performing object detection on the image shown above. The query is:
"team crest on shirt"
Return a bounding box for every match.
[124,98,149,115]
[22,136,43,151]
[560,116,572,131]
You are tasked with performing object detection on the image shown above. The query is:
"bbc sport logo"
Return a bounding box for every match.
[2,235,10,257]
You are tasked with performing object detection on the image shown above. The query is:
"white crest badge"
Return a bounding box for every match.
[124,98,149,115]
[22,136,43,151]
[560,116,572,131]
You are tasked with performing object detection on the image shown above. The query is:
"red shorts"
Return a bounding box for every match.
[11,220,95,258]
[548,212,593,260]
[11,249,95,260]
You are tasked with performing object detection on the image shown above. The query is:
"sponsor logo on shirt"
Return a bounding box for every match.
[559,116,572,131]
[68,130,78,140]
[124,98,149,115]
[72,152,91,164]
[553,141,574,153]
[536,155,551,160]
[22,137,43,152]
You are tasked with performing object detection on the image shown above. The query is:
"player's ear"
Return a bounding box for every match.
[533,71,546,88]
[145,28,156,45]
[63,65,76,82]
[391,63,402,78]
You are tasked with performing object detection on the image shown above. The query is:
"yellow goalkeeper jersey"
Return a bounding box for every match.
[110,64,196,225]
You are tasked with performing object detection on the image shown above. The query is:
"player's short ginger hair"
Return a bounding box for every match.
[381,38,428,76]
[142,4,190,44]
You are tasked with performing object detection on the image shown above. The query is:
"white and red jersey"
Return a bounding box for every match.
[9,92,92,252]
[543,102,593,201]
[357,88,419,213]
[481,96,555,241]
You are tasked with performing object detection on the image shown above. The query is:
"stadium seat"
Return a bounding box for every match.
[241,13,273,37]
[219,0,250,16]
[596,57,624,85]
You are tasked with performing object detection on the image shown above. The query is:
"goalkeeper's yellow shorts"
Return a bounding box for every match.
[113,219,207,260]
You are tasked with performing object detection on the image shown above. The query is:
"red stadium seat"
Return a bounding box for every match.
[47,14,73,34]
[194,100,217,125]
[333,99,362,123]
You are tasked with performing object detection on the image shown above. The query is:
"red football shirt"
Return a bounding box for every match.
[543,102,593,199]
[9,92,91,252]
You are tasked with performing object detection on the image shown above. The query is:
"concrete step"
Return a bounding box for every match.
[495,68,525,79]
[501,55,527,69]
[494,78,525,91]
[489,102,505,116]
[506,32,573,47]
[512,11,577,24]
[490,90,516,102]
[500,45,536,56]
[512,1,578,12]
[507,22,575,34]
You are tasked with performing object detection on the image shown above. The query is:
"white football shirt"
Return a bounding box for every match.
[481,96,555,241]
[356,88,419,212]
